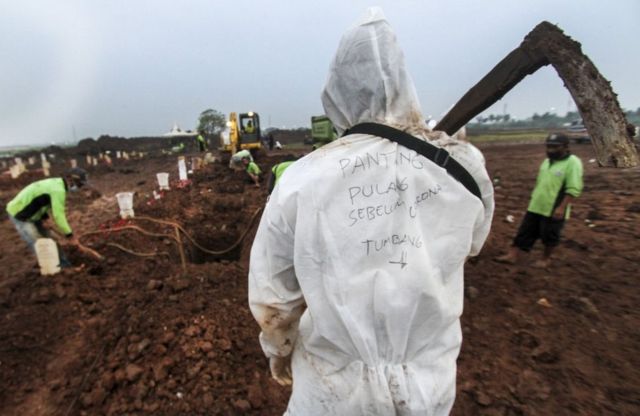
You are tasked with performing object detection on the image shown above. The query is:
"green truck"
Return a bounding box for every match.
[311,115,338,148]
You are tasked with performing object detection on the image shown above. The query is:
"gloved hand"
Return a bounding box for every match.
[269,355,292,386]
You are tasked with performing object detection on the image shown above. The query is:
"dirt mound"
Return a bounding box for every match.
[0,258,289,415]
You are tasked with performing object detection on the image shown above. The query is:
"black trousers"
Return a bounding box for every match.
[513,211,565,251]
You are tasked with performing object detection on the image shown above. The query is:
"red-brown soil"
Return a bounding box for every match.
[0,142,638,415]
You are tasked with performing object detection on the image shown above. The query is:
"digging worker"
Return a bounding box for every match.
[242,156,262,187]
[249,7,494,415]
[266,155,297,194]
[496,133,583,268]
[6,168,89,268]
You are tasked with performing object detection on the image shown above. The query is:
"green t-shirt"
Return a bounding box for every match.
[271,161,294,184]
[527,154,583,218]
[6,177,72,235]
[246,161,262,176]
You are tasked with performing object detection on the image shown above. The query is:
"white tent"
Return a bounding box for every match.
[163,122,196,137]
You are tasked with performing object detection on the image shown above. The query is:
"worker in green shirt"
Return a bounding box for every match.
[196,132,208,152]
[244,120,255,134]
[242,156,262,187]
[496,133,583,268]
[6,168,89,267]
[267,155,297,194]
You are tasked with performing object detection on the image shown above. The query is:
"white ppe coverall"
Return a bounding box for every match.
[249,7,494,415]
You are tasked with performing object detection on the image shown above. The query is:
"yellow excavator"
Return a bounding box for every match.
[220,112,261,153]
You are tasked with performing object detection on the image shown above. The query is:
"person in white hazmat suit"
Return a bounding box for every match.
[249,7,494,415]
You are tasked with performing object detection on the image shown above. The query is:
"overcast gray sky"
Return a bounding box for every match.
[1,0,638,146]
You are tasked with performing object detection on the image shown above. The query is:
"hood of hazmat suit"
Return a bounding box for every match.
[321,7,428,138]
[249,7,494,416]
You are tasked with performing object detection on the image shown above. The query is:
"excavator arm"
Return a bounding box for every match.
[435,21,638,168]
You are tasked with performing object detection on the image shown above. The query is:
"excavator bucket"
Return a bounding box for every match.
[435,21,638,168]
